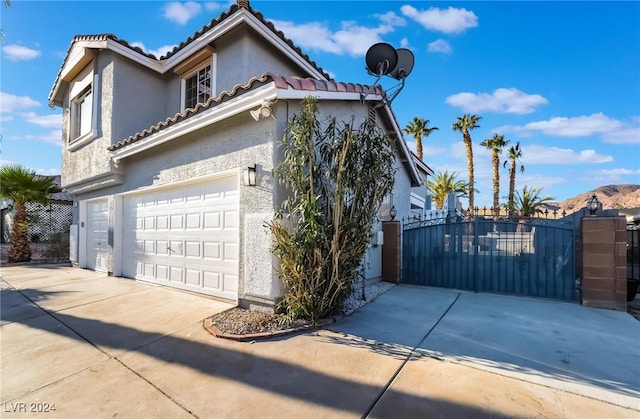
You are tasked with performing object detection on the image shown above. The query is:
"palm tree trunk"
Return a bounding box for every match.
[416,139,423,161]
[8,202,31,263]
[464,130,475,211]
[508,161,516,215]
[492,151,500,217]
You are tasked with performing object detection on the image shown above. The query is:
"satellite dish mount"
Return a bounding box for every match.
[364,43,415,104]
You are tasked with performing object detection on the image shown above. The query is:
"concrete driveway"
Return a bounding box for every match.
[1,265,639,418]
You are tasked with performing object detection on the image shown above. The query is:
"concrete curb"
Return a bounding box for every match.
[203,315,341,342]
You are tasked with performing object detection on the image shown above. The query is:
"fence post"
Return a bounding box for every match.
[473,215,479,293]
[580,216,627,310]
[381,221,401,284]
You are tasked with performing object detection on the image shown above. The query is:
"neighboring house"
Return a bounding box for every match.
[48,1,431,310]
[409,152,434,218]
[0,176,74,244]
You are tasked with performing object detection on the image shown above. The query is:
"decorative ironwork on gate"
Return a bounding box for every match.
[402,210,577,301]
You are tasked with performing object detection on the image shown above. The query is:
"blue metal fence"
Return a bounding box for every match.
[402,212,577,301]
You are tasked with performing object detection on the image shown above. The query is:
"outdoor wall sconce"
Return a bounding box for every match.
[390,205,397,220]
[244,165,257,186]
[250,100,274,121]
[586,194,600,216]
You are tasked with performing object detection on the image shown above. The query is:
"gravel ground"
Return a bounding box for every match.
[210,281,395,335]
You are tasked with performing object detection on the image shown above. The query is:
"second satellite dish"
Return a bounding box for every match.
[388,48,415,80]
[365,43,398,76]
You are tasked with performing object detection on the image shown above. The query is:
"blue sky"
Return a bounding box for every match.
[1,1,639,207]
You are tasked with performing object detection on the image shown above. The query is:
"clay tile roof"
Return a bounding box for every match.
[50,2,332,104]
[108,73,384,152]
[159,4,331,79]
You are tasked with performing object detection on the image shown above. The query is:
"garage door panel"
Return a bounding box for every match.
[122,175,239,300]
[203,211,221,229]
[157,265,169,280]
[87,200,109,272]
[203,242,221,259]
[223,273,238,293]
[203,272,220,290]
[224,242,239,262]
[185,241,200,258]
[224,210,239,229]
[185,213,201,229]
[157,215,169,230]
[169,267,183,282]
[170,214,184,230]
[186,270,201,286]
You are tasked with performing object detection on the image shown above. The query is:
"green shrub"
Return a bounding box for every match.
[267,97,396,323]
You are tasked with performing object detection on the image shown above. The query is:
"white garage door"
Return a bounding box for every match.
[121,175,239,300]
[87,199,109,272]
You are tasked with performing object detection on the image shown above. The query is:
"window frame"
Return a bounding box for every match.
[182,61,212,110]
[68,63,99,150]
[177,49,216,112]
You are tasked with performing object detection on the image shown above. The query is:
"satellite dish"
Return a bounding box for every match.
[365,43,398,76]
[388,48,415,80]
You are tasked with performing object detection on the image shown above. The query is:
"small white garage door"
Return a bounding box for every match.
[121,175,239,300]
[87,199,109,272]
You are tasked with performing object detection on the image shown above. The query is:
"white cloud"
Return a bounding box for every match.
[446,88,548,114]
[271,19,394,56]
[428,39,452,54]
[163,1,201,25]
[496,113,639,144]
[376,11,406,27]
[130,42,177,58]
[401,5,478,34]
[588,168,640,176]
[0,92,40,113]
[521,145,613,165]
[583,168,640,184]
[15,131,62,147]
[400,37,410,48]
[519,113,620,137]
[20,112,62,129]
[2,44,41,62]
[0,160,61,175]
[601,125,640,144]
[515,173,566,192]
[204,2,225,12]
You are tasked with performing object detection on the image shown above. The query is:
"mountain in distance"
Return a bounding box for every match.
[553,184,640,213]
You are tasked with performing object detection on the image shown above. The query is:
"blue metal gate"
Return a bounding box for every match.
[402,213,577,301]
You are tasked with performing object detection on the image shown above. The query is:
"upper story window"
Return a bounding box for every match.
[72,86,93,139]
[175,46,215,111]
[184,64,211,109]
[68,62,99,149]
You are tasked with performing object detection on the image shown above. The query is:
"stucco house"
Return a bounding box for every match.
[48,1,432,310]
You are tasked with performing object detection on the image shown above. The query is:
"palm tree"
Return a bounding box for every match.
[480,133,509,216]
[515,186,553,217]
[503,142,525,215]
[0,164,60,262]
[403,117,438,161]
[426,170,469,210]
[0,0,10,42]
[451,114,482,211]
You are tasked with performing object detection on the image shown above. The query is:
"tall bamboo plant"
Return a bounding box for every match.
[267,97,396,323]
